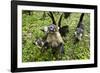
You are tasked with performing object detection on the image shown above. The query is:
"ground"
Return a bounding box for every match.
[22,11,90,62]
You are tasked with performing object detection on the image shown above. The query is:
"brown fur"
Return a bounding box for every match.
[46,25,64,48]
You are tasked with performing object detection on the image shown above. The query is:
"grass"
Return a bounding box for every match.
[22,11,90,62]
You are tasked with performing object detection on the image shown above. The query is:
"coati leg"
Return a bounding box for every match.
[59,43,64,60]
[59,43,64,54]
[51,43,64,60]
[74,13,84,44]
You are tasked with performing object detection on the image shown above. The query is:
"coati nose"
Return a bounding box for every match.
[49,24,55,31]
[50,27,53,30]
[49,26,54,31]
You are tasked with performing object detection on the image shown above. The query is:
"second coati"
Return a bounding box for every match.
[74,13,84,44]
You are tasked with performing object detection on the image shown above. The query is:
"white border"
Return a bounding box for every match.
[17,5,94,68]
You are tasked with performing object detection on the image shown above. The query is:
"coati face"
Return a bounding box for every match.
[74,28,83,40]
[48,24,56,32]
[41,24,60,34]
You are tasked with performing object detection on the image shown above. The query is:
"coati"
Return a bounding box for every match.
[34,12,66,59]
[74,13,84,44]
[43,24,64,58]
[35,24,64,59]
[34,38,44,49]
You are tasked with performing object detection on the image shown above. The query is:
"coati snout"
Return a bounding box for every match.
[48,24,56,32]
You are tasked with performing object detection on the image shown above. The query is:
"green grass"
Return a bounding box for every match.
[22,11,90,62]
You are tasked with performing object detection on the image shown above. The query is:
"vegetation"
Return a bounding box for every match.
[22,11,90,62]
